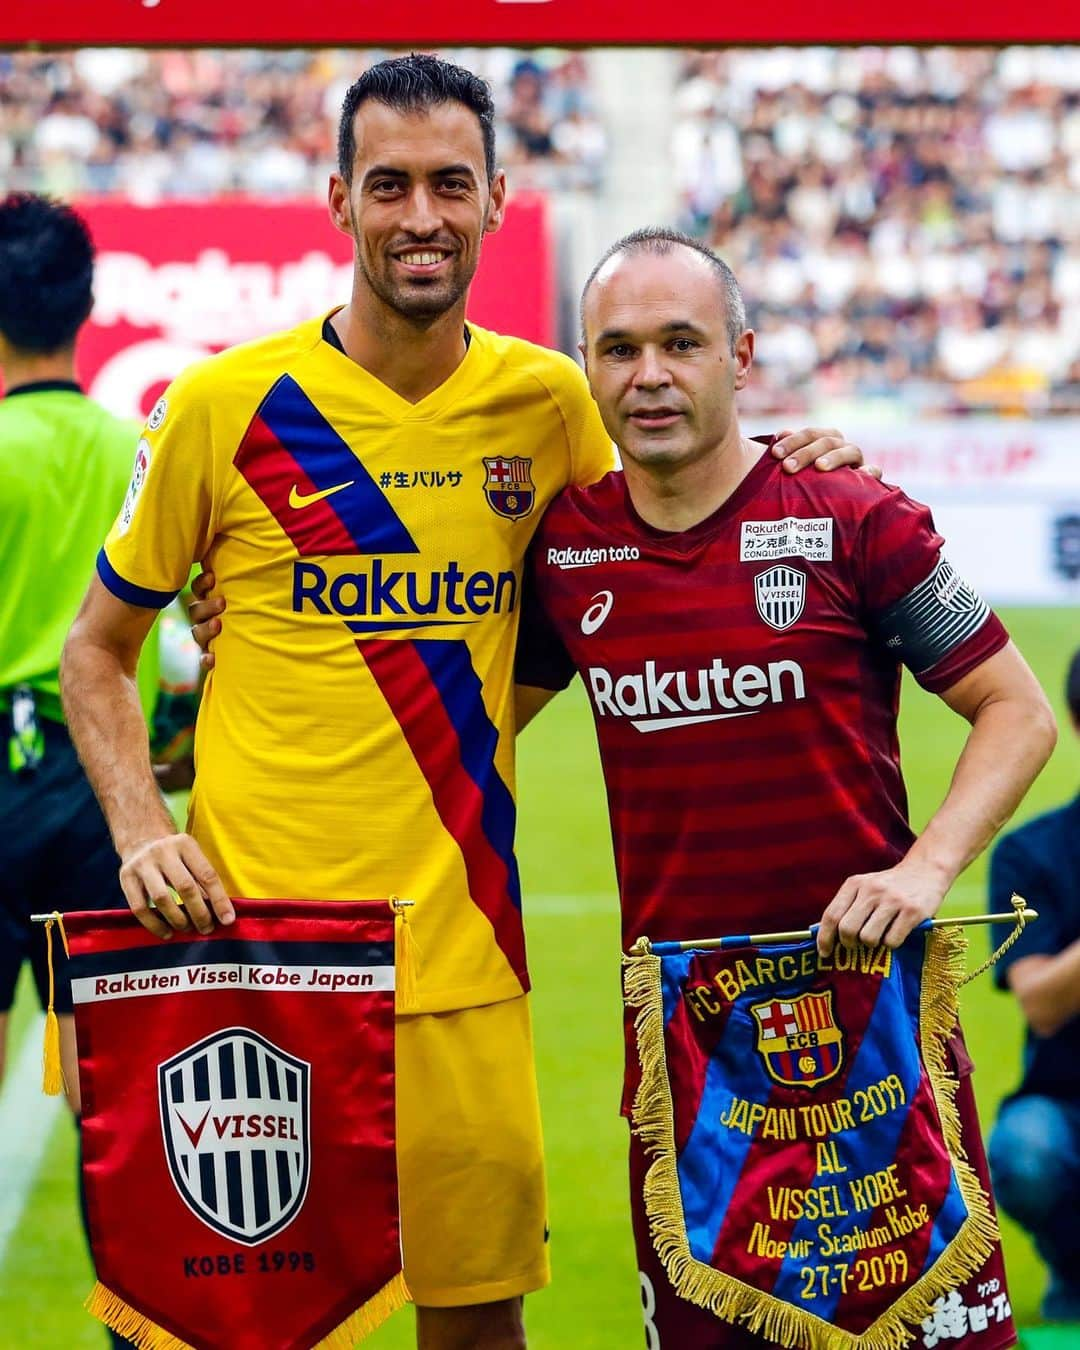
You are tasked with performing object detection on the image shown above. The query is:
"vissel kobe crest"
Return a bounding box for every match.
[159,1028,310,1245]
[754,565,806,631]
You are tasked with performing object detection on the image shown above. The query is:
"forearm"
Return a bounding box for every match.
[818,655,1055,953]
[1010,944,1080,1037]
[61,625,173,853]
[905,695,1056,889]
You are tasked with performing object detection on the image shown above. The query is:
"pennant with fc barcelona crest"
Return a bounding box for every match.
[57,898,411,1350]
[623,928,999,1350]
[753,990,844,1088]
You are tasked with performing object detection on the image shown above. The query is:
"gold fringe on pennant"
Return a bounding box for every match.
[41,915,69,1096]
[86,1282,193,1349]
[314,1270,411,1347]
[391,897,420,1012]
[623,933,1001,1350]
[87,1271,410,1349]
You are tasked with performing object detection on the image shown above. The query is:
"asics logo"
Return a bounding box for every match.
[288,480,355,510]
[581,591,614,635]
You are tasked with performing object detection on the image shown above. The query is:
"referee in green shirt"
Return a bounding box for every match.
[0,194,151,1346]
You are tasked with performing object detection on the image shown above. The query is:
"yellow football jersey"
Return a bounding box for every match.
[100,316,613,1012]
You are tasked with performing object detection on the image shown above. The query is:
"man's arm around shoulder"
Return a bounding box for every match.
[61,577,234,939]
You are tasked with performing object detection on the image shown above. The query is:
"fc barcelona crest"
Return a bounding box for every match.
[483,456,535,520]
[754,565,806,631]
[159,1027,311,1245]
[751,991,843,1087]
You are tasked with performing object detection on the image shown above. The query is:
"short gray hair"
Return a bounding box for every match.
[580,227,747,352]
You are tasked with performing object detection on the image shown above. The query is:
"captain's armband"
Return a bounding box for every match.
[870,556,991,677]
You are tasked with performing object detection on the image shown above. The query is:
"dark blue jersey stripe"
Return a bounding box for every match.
[97,549,179,609]
[258,375,418,556]
[414,639,522,915]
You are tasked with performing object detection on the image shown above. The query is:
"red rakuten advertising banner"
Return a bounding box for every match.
[74,198,553,421]
[4,0,1076,45]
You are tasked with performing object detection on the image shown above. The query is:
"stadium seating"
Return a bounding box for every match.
[674,47,1080,414]
[0,47,607,199]
[3,44,1077,412]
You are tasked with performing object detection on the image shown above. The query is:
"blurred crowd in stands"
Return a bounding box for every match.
[3,43,1078,415]
[0,47,606,199]
[676,47,1080,415]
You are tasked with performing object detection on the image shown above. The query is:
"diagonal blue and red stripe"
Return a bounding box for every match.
[359,636,526,987]
[699,988,877,1286]
[768,970,926,1325]
[234,375,417,557]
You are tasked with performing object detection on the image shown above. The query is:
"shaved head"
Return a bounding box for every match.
[581,227,746,352]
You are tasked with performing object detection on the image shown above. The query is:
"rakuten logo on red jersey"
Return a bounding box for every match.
[587,657,806,733]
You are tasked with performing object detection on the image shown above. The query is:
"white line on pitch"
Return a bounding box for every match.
[0,1015,64,1266]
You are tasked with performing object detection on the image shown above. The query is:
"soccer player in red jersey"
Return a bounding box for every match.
[515,229,1057,1349]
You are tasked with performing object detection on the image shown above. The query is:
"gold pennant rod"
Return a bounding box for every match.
[636,897,1036,956]
[32,900,417,924]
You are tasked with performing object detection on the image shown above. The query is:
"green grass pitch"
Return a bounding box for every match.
[0,608,1073,1347]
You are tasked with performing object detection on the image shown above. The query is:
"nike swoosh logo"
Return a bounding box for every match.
[175,1106,211,1149]
[288,480,354,509]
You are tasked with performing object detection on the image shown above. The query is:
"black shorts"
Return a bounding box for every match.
[0,717,126,1015]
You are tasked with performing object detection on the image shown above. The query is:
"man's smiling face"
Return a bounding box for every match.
[330,99,505,323]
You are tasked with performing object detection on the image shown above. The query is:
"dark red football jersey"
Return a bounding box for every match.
[517,445,1008,950]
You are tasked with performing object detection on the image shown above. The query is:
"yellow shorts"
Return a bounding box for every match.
[395,994,550,1307]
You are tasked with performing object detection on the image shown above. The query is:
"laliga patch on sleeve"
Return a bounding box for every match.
[146,397,167,432]
[117,439,151,536]
[740,516,833,563]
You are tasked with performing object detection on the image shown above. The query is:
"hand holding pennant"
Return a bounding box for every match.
[622,901,1033,1349]
[38,898,414,1350]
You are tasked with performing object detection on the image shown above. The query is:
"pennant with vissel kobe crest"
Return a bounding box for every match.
[64,899,409,1350]
[623,929,998,1350]
[158,1027,311,1246]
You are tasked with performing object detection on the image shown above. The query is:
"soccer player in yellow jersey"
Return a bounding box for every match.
[62,56,865,1349]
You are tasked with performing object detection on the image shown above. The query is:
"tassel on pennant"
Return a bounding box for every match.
[960,892,1031,988]
[391,897,419,1013]
[42,1011,63,1097]
[41,914,69,1096]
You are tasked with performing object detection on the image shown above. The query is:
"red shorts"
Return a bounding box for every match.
[628,1029,1017,1350]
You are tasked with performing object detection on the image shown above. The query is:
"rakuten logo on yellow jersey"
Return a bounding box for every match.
[292,559,517,630]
